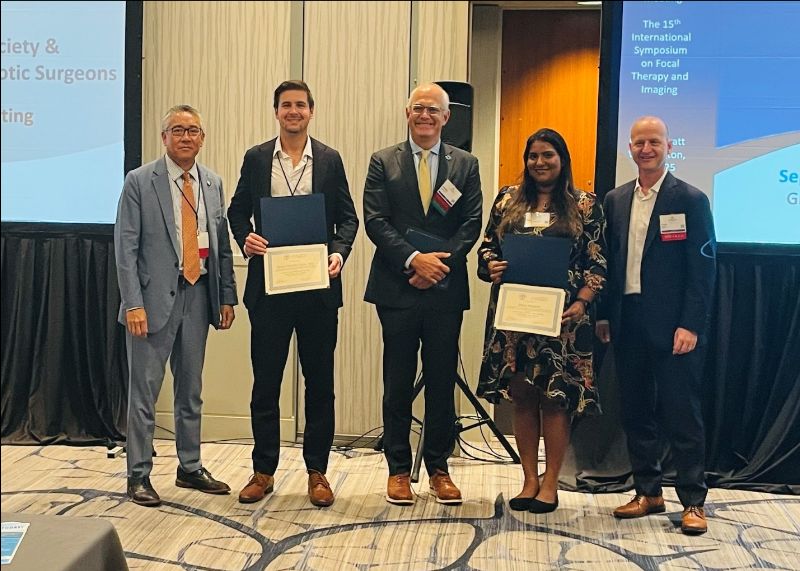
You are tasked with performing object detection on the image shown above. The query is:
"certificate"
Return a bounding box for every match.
[493,284,565,337]
[264,244,330,295]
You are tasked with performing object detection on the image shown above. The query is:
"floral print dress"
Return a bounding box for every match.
[477,186,607,416]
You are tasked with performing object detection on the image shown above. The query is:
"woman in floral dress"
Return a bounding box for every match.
[477,128,606,513]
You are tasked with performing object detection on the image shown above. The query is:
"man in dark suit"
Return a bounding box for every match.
[364,83,483,505]
[228,80,358,507]
[597,116,716,534]
[115,104,237,507]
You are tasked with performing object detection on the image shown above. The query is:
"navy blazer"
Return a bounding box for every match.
[599,172,717,350]
[227,137,359,311]
[363,141,483,310]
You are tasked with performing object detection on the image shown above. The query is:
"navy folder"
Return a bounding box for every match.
[405,227,450,289]
[500,234,571,289]
[259,194,327,247]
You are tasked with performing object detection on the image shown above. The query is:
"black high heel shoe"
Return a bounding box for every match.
[509,496,536,511]
[528,495,558,514]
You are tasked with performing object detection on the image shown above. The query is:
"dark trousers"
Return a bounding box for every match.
[615,295,708,507]
[377,304,463,476]
[249,291,338,475]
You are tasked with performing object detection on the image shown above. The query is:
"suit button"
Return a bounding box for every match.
[170,291,175,297]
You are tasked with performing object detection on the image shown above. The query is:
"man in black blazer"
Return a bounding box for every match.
[228,80,358,507]
[364,83,483,505]
[597,116,716,534]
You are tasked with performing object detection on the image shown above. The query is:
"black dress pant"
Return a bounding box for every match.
[377,304,463,476]
[249,291,338,475]
[615,294,708,507]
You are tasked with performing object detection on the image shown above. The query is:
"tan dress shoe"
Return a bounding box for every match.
[613,494,665,518]
[386,473,415,505]
[238,472,274,503]
[308,470,335,507]
[681,506,707,534]
[429,470,463,505]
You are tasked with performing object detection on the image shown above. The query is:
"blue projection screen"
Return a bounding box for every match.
[616,1,800,245]
[1,1,126,224]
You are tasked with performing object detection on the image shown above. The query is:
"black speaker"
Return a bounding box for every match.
[435,81,473,153]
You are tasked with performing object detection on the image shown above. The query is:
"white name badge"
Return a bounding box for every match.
[525,211,551,228]
[431,179,462,215]
[198,231,210,258]
[659,213,687,241]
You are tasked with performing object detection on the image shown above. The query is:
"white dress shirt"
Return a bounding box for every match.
[624,168,668,294]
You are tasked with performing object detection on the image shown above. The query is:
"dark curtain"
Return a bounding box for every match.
[1,224,127,445]
[565,251,800,494]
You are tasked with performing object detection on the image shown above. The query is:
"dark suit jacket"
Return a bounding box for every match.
[599,172,717,350]
[363,141,483,310]
[227,137,359,311]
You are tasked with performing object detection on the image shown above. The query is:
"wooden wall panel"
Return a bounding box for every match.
[499,10,600,193]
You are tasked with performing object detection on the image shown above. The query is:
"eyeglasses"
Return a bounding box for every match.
[409,104,443,117]
[167,126,203,138]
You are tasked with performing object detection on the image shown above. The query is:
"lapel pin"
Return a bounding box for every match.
[445,154,452,161]
[207,180,211,186]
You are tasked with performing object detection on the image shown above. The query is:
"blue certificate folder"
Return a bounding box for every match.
[260,194,327,247]
[500,234,571,289]
[405,227,450,289]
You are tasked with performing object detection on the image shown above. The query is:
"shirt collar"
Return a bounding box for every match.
[634,167,669,196]
[408,137,441,157]
[275,136,313,160]
[165,154,199,183]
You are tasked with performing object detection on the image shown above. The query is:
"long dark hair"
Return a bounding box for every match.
[497,128,582,239]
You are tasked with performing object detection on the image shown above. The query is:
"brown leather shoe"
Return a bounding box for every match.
[429,470,463,505]
[127,476,161,507]
[308,470,334,507]
[238,472,274,504]
[386,473,415,505]
[681,505,707,534]
[613,494,666,518]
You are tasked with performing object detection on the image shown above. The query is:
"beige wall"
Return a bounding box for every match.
[146,1,498,445]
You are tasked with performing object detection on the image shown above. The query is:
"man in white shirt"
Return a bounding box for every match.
[597,116,717,534]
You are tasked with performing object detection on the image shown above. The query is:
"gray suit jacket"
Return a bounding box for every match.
[114,156,238,334]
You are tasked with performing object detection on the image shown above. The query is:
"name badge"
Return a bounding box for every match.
[659,213,686,241]
[431,179,462,215]
[525,211,551,228]
[198,231,210,258]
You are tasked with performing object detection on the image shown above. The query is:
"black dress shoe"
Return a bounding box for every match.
[127,476,161,507]
[176,467,231,494]
[509,497,536,511]
[529,495,559,514]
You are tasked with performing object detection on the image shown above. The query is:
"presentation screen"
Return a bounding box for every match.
[616,1,800,245]
[1,1,129,225]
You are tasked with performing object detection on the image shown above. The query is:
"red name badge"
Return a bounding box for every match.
[198,232,210,258]
[659,213,687,241]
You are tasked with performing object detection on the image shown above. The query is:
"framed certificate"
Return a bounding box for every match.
[493,284,565,337]
[264,244,330,295]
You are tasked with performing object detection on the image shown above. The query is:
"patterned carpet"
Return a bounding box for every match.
[1,441,798,570]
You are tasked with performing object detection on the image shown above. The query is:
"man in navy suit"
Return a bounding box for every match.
[363,83,483,505]
[115,104,238,507]
[228,80,358,508]
[597,116,716,534]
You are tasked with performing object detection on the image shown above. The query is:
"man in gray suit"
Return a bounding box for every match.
[115,104,238,507]
[364,83,483,505]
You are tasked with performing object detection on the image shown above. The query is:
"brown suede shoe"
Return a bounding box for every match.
[308,470,334,507]
[613,494,666,518]
[238,472,274,504]
[386,473,415,505]
[429,470,463,505]
[681,505,707,534]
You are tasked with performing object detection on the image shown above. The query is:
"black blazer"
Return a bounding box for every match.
[227,137,359,311]
[363,141,483,310]
[599,172,717,350]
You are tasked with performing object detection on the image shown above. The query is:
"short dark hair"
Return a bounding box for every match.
[273,80,314,111]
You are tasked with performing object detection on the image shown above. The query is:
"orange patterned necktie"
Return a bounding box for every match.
[181,171,200,284]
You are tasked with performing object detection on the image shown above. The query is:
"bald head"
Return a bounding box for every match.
[629,115,672,179]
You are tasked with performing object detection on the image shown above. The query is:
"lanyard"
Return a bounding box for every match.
[176,175,203,232]
[278,153,309,196]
